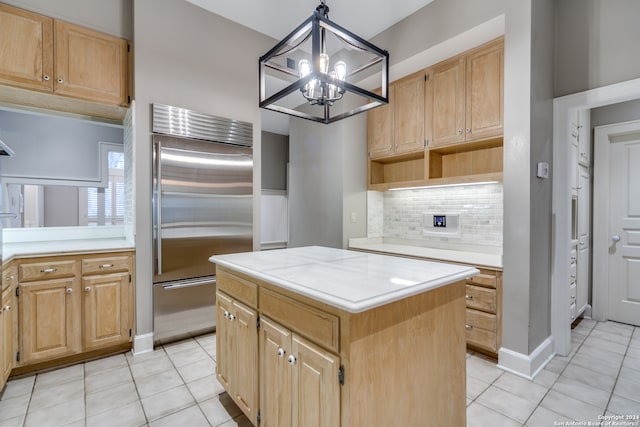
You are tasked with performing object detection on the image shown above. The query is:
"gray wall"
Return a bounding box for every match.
[555,0,640,97]
[1,0,132,39]
[261,131,289,191]
[133,0,273,339]
[0,110,123,183]
[43,186,79,226]
[591,99,640,128]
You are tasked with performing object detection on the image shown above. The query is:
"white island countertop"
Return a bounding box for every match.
[209,246,478,313]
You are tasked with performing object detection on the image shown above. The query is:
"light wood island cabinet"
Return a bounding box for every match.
[11,251,134,374]
[1,263,18,390]
[213,247,472,427]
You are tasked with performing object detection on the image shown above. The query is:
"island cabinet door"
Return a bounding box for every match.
[215,291,234,391]
[291,334,340,427]
[232,299,259,423]
[260,317,292,427]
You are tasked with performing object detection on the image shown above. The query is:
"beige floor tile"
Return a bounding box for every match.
[176,357,216,383]
[1,376,35,400]
[576,342,625,365]
[217,414,253,427]
[493,372,548,404]
[623,353,640,373]
[129,355,174,380]
[589,328,632,346]
[199,393,242,426]
[167,346,209,368]
[525,405,574,427]
[613,368,640,403]
[85,380,139,417]
[135,368,184,398]
[466,402,521,427]
[0,416,25,427]
[570,352,623,377]
[34,364,84,390]
[85,365,133,395]
[24,396,84,427]
[0,394,30,423]
[126,348,167,366]
[477,385,538,423]
[140,385,195,422]
[540,389,603,422]
[199,340,216,359]
[466,376,490,400]
[85,400,147,427]
[582,336,628,355]
[466,355,504,384]
[149,405,209,427]
[607,394,640,416]
[562,363,617,391]
[29,378,84,411]
[593,321,635,337]
[186,374,225,402]
[532,369,559,388]
[84,353,128,377]
[543,356,570,374]
[552,376,610,409]
[162,339,200,355]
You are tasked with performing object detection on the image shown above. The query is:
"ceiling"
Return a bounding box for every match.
[185,0,435,41]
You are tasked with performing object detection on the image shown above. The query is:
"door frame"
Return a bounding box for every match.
[552,78,640,356]
[592,120,640,322]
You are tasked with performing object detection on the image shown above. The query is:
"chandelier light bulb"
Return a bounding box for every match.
[334,61,346,81]
[298,59,311,78]
[319,53,329,74]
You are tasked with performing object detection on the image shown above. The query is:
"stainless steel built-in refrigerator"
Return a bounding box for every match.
[152,104,253,344]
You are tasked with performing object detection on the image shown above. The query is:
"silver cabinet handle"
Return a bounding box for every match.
[465,295,473,300]
[41,268,57,273]
[43,75,50,81]
[287,355,296,365]
[85,286,91,292]
[155,140,163,275]
[612,235,621,242]
[99,264,114,269]
[223,311,229,318]
[277,348,285,358]
[228,314,235,321]
[4,305,10,311]
[66,288,73,294]
[465,324,472,330]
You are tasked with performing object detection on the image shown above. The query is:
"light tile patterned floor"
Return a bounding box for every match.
[0,320,639,426]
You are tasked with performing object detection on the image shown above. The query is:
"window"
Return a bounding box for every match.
[86,151,125,226]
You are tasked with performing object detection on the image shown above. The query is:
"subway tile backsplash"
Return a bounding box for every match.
[367,183,503,250]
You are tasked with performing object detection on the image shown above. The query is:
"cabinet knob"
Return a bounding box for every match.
[570,274,576,279]
[57,78,64,84]
[223,311,229,318]
[466,128,471,133]
[66,288,73,294]
[458,129,463,135]
[228,314,235,321]
[465,295,473,300]
[579,241,585,246]
[570,256,576,261]
[4,305,10,312]
[287,355,296,365]
[611,235,621,243]
[41,268,57,273]
[465,324,472,330]
[43,75,50,81]
[85,286,92,292]
[277,348,285,358]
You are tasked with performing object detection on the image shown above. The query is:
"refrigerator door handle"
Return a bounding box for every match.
[156,141,163,276]
[0,212,17,219]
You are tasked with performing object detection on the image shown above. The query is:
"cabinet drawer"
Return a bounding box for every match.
[465,273,497,288]
[466,308,496,332]
[260,287,339,353]
[466,325,497,352]
[2,265,17,291]
[217,269,257,308]
[82,256,131,275]
[19,260,77,282]
[465,284,496,313]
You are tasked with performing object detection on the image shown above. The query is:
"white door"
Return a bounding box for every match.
[594,121,640,326]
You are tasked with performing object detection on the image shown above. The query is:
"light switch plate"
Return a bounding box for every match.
[537,162,549,179]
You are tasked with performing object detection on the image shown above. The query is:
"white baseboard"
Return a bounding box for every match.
[497,336,555,380]
[132,332,154,356]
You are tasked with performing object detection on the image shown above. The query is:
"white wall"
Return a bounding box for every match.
[133,0,273,342]
[261,131,288,191]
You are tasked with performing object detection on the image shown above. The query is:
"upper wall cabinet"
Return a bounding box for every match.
[54,21,128,106]
[430,38,503,148]
[0,3,53,91]
[0,3,129,112]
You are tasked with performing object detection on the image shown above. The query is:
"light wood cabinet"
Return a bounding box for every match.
[465,269,502,356]
[1,284,16,386]
[216,290,259,424]
[16,252,134,370]
[0,3,128,108]
[431,39,503,147]
[218,266,466,427]
[367,86,394,159]
[259,316,339,427]
[0,3,53,91]
[394,73,425,155]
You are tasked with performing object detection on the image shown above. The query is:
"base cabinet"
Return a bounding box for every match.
[16,252,134,369]
[1,282,16,387]
[259,316,339,427]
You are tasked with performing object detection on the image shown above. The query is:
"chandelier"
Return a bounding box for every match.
[259,1,389,124]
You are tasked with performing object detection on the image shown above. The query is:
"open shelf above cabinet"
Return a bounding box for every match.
[427,137,503,184]
[368,150,426,191]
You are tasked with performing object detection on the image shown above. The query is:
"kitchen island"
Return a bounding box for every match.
[209,246,478,427]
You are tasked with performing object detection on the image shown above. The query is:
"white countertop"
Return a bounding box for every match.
[209,246,478,313]
[4,238,135,261]
[348,238,503,269]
